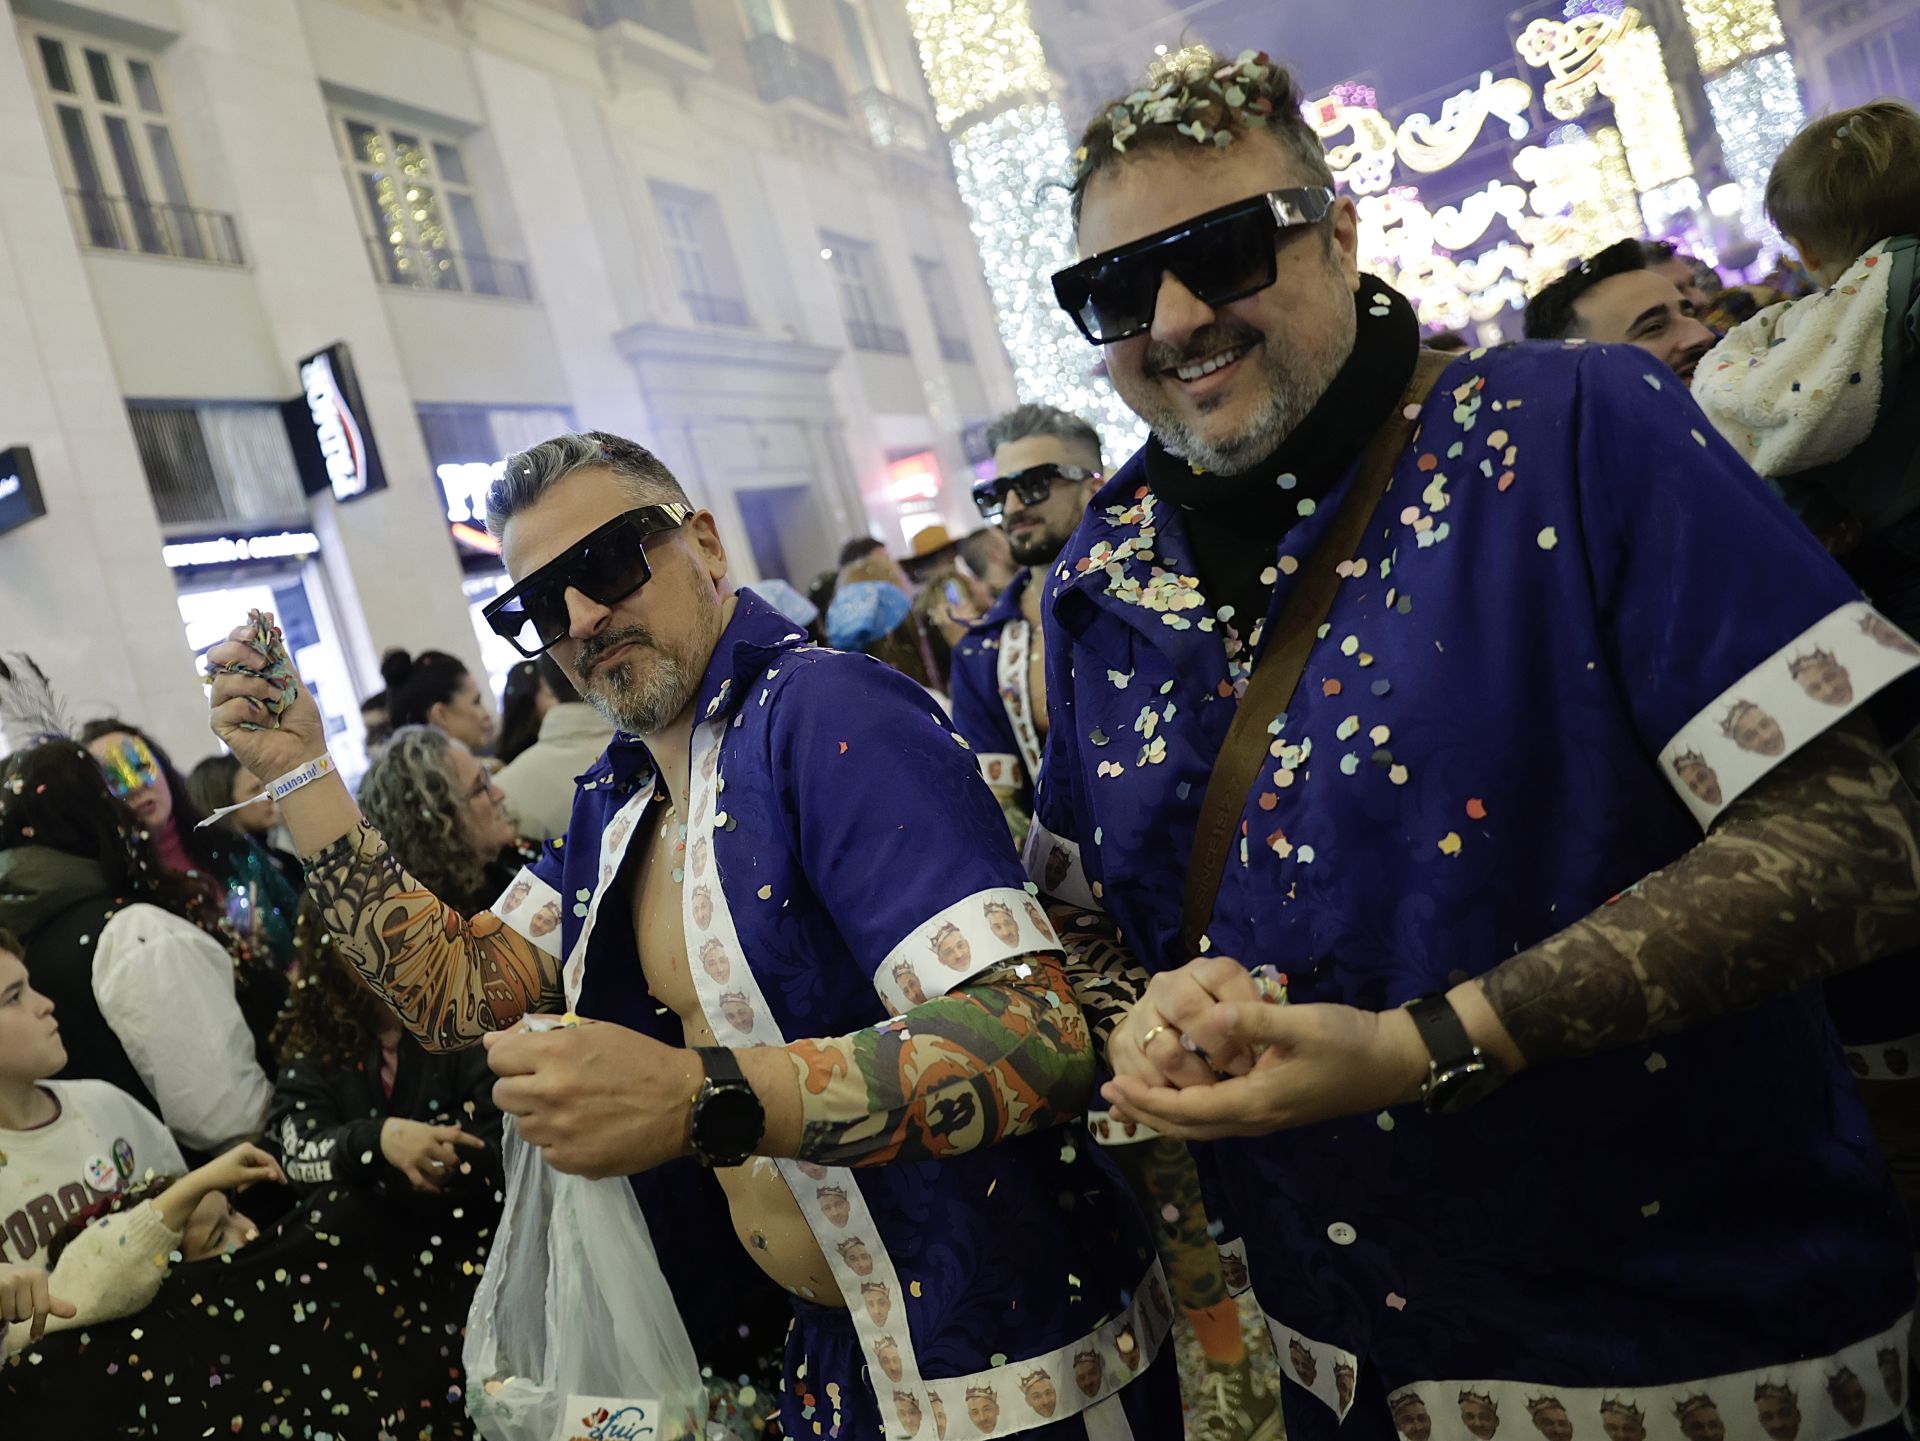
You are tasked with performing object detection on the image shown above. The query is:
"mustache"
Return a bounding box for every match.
[1143,320,1264,376]
[575,625,655,681]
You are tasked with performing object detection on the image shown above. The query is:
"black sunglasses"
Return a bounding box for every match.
[482,504,692,657]
[972,463,1102,520]
[1052,187,1335,345]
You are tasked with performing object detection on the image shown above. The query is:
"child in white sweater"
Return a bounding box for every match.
[6,1140,282,1352]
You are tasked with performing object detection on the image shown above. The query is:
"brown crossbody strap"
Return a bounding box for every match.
[1178,349,1454,959]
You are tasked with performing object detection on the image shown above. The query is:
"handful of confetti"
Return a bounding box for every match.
[1248,965,1289,1062]
[1250,964,1289,1006]
[200,608,299,731]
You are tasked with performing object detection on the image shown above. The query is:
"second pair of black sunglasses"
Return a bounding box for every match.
[481,503,691,657]
[1052,187,1335,345]
[972,463,1102,520]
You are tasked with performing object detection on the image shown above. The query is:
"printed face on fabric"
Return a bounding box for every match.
[498,465,729,738]
[1074,129,1361,476]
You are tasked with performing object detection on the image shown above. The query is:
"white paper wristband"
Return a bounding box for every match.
[195,754,336,828]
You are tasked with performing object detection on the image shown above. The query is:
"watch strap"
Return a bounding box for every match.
[1405,992,1476,1074]
[694,1044,747,1088]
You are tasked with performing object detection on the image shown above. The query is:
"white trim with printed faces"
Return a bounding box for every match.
[1215,1238,1253,1299]
[684,712,1172,1440]
[1381,1309,1911,1441]
[490,865,565,963]
[975,751,1024,790]
[1659,601,1920,830]
[683,718,791,1049]
[1263,1311,1361,1422]
[1023,816,1103,911]
[558,783,657,1012]
[872,885,1062,1017]
[1846,1030,1920,1082]
[996,617,1044,783]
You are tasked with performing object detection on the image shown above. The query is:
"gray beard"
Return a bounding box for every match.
[1142,301,1357,475]
[582,649,700,736]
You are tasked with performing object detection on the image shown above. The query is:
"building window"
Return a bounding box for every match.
[126,403,309,527]
[821,232,909,354]
[835,0,891,93]
[27,28,241,264]
[649,181,751,327]
[741,0,794,40]
[332,114,530,300]
[913,256,974,363]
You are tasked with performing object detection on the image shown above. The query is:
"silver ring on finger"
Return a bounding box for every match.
[430,1160,446,1170]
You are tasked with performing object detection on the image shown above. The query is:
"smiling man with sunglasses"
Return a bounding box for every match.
[1024,46,1920,1441]
[201,431,1179,1440]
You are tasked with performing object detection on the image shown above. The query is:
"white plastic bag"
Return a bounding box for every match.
[466,1120,709,1441]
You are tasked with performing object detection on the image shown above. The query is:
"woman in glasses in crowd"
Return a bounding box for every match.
[355,725,533,917]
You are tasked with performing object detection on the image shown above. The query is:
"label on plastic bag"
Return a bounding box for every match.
[551,1397,663,1441]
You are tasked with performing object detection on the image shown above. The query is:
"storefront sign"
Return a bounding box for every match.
[0,446,46,536]
[162,530,321,570]
[284,343,386,502]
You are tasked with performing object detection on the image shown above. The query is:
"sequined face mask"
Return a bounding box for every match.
[97,734,162,799]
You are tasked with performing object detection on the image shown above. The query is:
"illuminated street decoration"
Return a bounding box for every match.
[1595,26,1695,191]
[1682,0,1786,73]
[1308,71,1537,193]
[1514,5,1697,236]
[1516,9,1635,119]
[1304,90,1400,194]
[1677,0,1805,252]
[906,0,1145,462]
[1703,51,1804,246]
[1395,70,1535,172]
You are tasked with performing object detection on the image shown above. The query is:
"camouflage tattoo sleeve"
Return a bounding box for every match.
[1046,902,1151,1065]
[1481,719,1920,1065]
[304,821,563,1051]
[1105,1134,1228,1310]
[785,954,1094,1167]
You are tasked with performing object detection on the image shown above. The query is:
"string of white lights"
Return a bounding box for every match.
[905,0,1146,462]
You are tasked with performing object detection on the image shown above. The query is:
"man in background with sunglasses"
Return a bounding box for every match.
[1029,46,1920,1441]
[949,403,1105,841]
[202,431,1179,1440]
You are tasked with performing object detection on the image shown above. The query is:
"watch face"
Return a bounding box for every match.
[696,1082,765,1163]
[1426,1060,1504,1116]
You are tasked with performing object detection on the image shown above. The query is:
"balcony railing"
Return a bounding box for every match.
[746,33,847,117]
[585,0,704,51]
[365,237,533,301]
[846,317,909,354]
[65,190,243,266]
[684,292,751,327]
[937,333,974,363]
[856,89,934,154]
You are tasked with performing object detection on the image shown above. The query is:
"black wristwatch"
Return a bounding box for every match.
[688,1046,765,1169]
[1404,993,1507,1115]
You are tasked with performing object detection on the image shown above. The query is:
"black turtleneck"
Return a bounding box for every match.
[1145,276,1421,638]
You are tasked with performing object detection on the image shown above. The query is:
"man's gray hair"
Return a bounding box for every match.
[486,430,691,537]
[983,404,1103,469]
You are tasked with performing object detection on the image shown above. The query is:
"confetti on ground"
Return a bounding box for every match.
[1438,831,1464,855]
[1537,527,1558,550]
[1465,797,1488,820]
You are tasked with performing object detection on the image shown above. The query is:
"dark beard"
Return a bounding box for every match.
[1008,522,1067,567]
